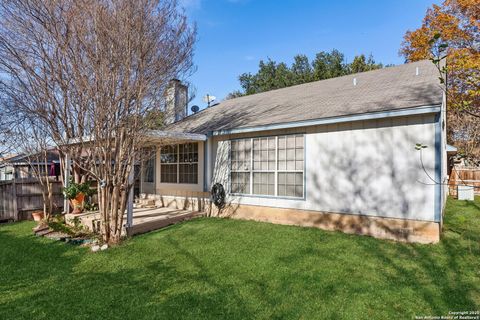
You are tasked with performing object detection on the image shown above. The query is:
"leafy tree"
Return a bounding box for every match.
[273,62,294,89]
[350,54,383,73]
[291,54,313,84]
[312,49,348,80]
[256,59,279,93]
[238,73,258,95]
[230,49,385,98]
[225,90,244,100]
[400,0,480,157]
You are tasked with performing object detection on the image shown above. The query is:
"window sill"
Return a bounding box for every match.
[229,193,306,201]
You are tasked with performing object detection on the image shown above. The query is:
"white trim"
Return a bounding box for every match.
[212,105,441,136]
[145,130,207,142]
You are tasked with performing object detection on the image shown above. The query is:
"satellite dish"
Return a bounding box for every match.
[203,94,216,107]
[191,105,199,113]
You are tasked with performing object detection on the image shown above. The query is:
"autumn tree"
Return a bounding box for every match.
[400,0,480,157]
[0,0,195,243]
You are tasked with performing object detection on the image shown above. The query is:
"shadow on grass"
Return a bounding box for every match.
[0,203,478,320]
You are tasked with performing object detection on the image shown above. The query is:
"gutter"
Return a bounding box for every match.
[211,105,441,136]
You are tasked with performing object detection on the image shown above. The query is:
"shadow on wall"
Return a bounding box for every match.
[306,116,436,242]
[208,114,439,243]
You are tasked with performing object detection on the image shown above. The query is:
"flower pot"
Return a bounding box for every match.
[70,192,85,214]
[32,211,44,222]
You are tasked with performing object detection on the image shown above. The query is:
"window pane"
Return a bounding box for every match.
[160,145,177,163]
[286,185,295,197]
[268,161,275,170]
[295,172,303,185]
[231,172,250,194]
[295,160,304,170]
[286,149,295,161]
[286,173,294,184]
[160,164,177,183]
[295,149,304,160]
[287,160,295,170]
[287,136,295,148]
[295,185,303,198]
[252,173,274,195]
[278,136,286,148]
[253,137,275,172]
[269,137,276,148]
[278,172,286,184]
[295,135,304,148]
[179,164,198,184]
[277,172,303,198]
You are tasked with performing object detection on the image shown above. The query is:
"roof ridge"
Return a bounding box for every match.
[213,59,432,104]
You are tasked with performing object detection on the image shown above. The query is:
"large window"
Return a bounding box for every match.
[230,134,304,198]
[160,143,198,184]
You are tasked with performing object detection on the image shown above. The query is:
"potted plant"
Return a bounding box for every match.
[62,180,93,214]
[31,210,44,222]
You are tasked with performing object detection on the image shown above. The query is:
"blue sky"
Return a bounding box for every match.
[181,0,439,111]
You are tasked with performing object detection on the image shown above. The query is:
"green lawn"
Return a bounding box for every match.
[1,198,479,319]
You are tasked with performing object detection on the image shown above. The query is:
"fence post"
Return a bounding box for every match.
[63,153,71,214]
[12,174,18,221]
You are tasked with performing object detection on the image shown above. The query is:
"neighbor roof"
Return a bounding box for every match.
[167,60,443,134]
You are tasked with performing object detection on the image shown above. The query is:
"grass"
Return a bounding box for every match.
[0,197,479,319]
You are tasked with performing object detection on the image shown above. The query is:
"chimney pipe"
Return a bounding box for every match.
[164,79,188,125]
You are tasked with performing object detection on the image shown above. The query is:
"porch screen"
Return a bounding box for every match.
[160,143,198,184]
[230,134,304,198]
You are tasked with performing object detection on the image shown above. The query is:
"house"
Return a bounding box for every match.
[0,150,63,221]
[0,151,61,181]
[141,60,447,243]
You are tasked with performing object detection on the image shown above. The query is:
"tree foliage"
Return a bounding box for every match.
[232,49,384,97]
[400,0,480,157]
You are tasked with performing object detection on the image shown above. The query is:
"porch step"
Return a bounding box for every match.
[126,211,204,236]
[133,205,157,209]
[134,198,156,209]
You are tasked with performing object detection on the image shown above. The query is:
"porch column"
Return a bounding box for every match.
[206,137,213,192]
[126,166,134,230]
[63,153,71,214]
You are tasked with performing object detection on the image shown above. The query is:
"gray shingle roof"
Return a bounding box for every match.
[167,60,443,134]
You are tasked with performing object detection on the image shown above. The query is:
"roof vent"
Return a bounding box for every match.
[415,67,419,76]
[353,78,357,86]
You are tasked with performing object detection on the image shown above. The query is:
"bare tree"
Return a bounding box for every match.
[0,0,196,243]
[17,119,57,220]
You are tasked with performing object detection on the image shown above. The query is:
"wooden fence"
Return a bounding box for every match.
[448,166,480,198]
[0,178,64,221]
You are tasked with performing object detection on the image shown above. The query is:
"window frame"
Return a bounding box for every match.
[230,134,305,199]
[160,142,199,185]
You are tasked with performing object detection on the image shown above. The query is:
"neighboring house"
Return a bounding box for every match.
[140,60,447,243]
[0,151,61,181]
